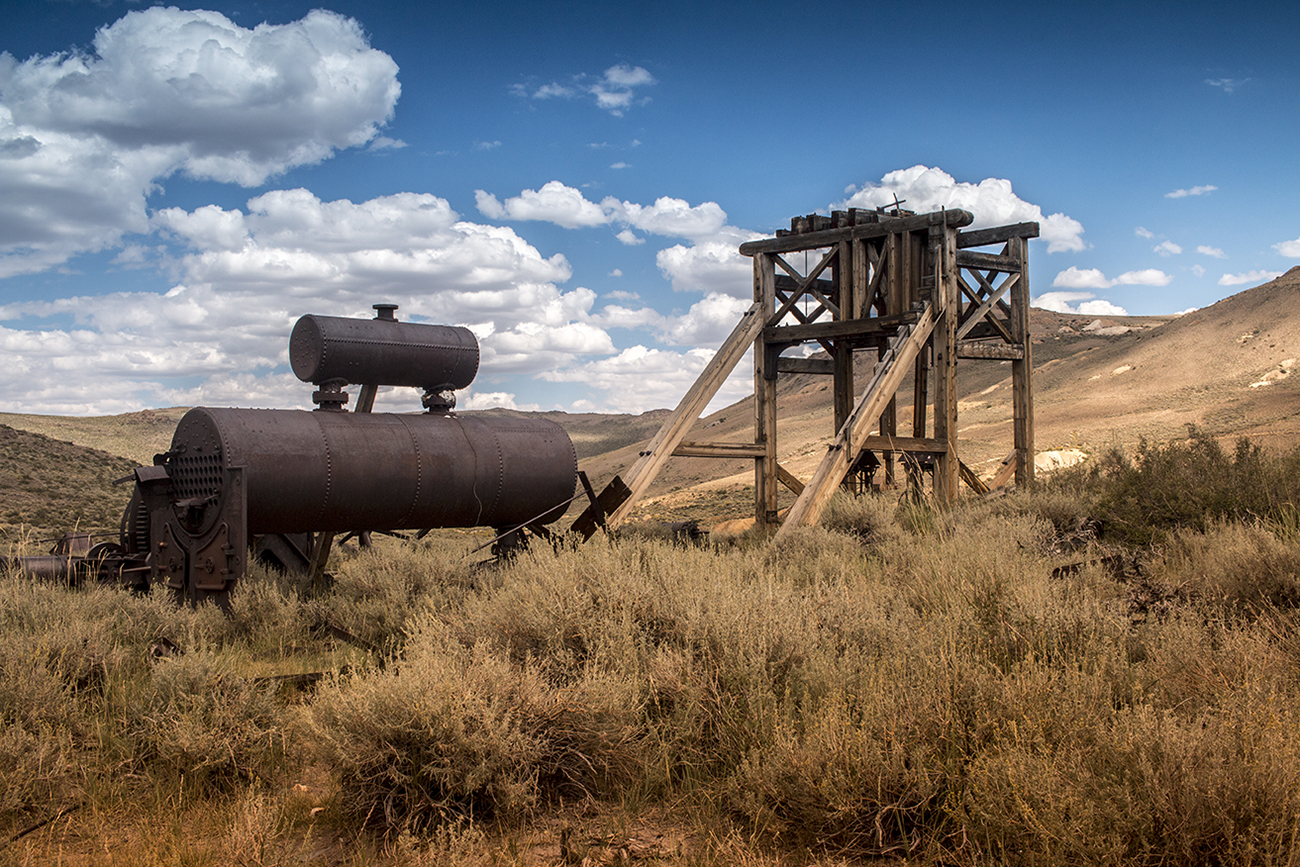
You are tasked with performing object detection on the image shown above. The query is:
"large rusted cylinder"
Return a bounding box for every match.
[289,314,479,390]
[167,407,575,533]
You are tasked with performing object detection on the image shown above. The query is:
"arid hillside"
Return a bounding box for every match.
[2,266,1297,527]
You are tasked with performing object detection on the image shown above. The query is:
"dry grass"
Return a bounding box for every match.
[6,440,1300,864]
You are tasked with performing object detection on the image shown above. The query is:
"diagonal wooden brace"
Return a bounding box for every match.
[775,303,938,538]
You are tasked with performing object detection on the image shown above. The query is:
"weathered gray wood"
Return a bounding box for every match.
[355,384,378,413]
[860,434,948,453]
[776,462,805,496]
[957,222,1040,248]
[956,273,1015,344]
[988,450,1018,490]
[776,304,938,537]
[776,356,834,375]
[765,310,919,343]
[672,441,766,458]
[959,459,991,495]
[931,227,959,500]
[740,209,973,256]
[775,274,835,296]
[955,250,1023,272]
[607,299,766,528]
[1009,236,1035,487]
[956,274,1015,341]
[957,341,1024,360]
[755,253,779,529]
[769,248,839,325]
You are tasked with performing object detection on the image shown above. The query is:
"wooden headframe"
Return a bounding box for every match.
[599,206,1039,536]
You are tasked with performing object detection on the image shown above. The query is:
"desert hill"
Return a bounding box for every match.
[2,267,1297,526]
[0,424,136,532]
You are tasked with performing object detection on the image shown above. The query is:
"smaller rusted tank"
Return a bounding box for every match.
[289,309,479,390]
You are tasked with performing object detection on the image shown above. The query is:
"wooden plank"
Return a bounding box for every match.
[866,239,885,313]
[957,222,1040,248]
[988,451,1018,490]
[962,269,1017,343]
[860,434,948,453]
[776,462,805,496]
[739,209,974,256]
[769,247,839,325]
[765,310,919,343]
[570,475,632,541]
[852,238,868,322]
[959,459,991,495]
[955,250,1023,272]
[776,304,938,537]
[957,341,1024,360]
[672,441,766,458]
[912,345,929,437]
[606,298,766,527]
[833,240,854,433]
[776,356,834,375]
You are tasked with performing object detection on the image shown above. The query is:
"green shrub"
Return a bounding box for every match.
[1093,428,1300,544]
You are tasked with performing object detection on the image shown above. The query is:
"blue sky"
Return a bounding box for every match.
[1,0,1297,415]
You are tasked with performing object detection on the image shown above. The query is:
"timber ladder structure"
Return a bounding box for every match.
[582,206,1039,540]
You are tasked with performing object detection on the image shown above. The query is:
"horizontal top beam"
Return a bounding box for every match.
[739,209,974,256]
[957,221,1040,248]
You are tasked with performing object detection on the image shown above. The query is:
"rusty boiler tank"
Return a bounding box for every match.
[129,305,576,605]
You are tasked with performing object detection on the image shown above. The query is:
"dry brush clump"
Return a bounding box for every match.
[0,577,302,830]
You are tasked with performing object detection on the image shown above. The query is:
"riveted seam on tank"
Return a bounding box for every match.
[395,414,422,529]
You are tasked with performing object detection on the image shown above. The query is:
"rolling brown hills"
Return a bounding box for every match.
[2,266,1297,528]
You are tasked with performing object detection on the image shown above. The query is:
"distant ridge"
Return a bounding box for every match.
[2,270,1297,524]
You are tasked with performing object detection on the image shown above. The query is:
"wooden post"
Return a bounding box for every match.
[1009,236,1035,486]
[755,253,779,529]
[832,241,854,433]
[931,224,960,500]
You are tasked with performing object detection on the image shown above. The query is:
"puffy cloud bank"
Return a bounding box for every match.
[0,188,617,413]
[0,7,400,277]
[841,166,1087,253]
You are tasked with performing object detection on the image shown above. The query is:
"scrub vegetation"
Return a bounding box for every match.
[5,432,1300,866]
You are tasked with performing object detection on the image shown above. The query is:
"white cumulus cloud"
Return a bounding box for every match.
[1032,291,1129,316]
[1052,267,1113,290]
[0,7,400,277]
[1196,245,1226,258]
[840,166,1086,253]
[475,182,609,229]
[1274,237,1300,258]
[1154,240,1182,256]
[1052,266,1171,290]
[541,344,749,415]
[1219,270,1283,286]
[1115,269,1173,286]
